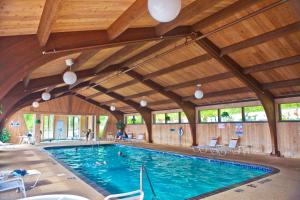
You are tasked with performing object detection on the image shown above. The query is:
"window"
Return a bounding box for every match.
[126,115,143,124]
[220,108,242,122]
[166,112,179,124]
[23,114,34,133]
[99,116,109,138]
[180,112,188,123]
[43,115,54,140]
[244,106,267,122]
[68,116,81,138]
[199,109,218,123]
[154,113,165,124]
[280,103,300,121]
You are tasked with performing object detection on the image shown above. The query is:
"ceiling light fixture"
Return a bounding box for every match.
[41,92,51,101]
[194,84,204,99]
[110,105,116,111]
[148,0,181,23]
[63,59,77,85]
[32,101,39,108]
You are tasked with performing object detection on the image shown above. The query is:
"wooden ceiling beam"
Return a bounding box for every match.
[106,80,139,93]
[125,68,197,146]
[71,49,100,71]
[143,54,211,80]
[195,34,279,155]
[37,0,63,46]
[193,0,261,31]
[75,93,124,121]
[244,55,300,74]
[107,0,148,40]
[86,92,103,99]
[94,43,145,73]
[155,0,220,35]
[100,99,119,106]
[124,90,157,100]
[263,78,300,90]
[44,26,193,54]
[221,21,300,55]
[91,84,153,142]
[23,74,32,88]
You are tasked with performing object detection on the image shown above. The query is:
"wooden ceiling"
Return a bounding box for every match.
[1,0,300,115]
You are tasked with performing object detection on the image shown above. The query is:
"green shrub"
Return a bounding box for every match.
[0,128,11,143]
[116,120,125,131]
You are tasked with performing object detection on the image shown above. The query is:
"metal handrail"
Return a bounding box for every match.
[141,165,157,199]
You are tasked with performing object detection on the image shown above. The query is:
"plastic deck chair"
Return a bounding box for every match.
[0,177,26,198]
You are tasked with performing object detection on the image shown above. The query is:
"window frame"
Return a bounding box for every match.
[243,105,268,123]
[198,109,219,124]
[279,103,300,122]
[125,115,144,125]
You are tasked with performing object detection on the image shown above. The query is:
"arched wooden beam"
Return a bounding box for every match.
[0,35,70,101]
[90,84,153,143]
[74,94,124,122]
[125,69,197,146]
[195,35,280,156]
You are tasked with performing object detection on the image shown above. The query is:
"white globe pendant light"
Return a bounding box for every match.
[42,92,51,101]
[194,84,204,99]
[148,0,181,22]
[63,71,77,85]
[32,101,39,108]
[63,58,77,85]
[110,105,116,111]
[140,99,147,107]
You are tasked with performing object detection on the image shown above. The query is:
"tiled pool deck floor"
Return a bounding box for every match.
[1,142,300,200]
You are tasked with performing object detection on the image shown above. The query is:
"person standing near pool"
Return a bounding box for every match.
[86,129,91,141]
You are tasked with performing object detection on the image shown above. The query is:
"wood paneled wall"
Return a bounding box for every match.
[276,97,300,158]
[125,124,148,141]
[152,124,192,147]
[4,95,118,143]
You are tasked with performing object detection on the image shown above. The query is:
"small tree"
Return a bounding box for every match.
[0,128,11,143]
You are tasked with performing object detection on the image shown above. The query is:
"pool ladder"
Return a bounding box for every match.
[104,165,157,200]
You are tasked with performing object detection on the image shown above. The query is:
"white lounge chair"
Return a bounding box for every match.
[104,190,144,200]
[216,138,240,155]
[1,169,41,188]
[0,177,26,198]
[192,138,218,153]
[19,194,89,200]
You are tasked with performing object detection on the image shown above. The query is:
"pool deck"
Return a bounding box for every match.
[1,142,300,200]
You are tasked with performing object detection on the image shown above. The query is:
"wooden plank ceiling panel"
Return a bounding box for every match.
[78,46,124,70]
[132,93,169,103]
[251,64,300,84]
[149,103,179,111]
[114,83,151,97]
[228,32,300,67]
[270,86,300,97]
[172,77,246,97]
[133,42,206,75]
[151,59,228,87]
[31,53,81,79]
[92,94,115,103]
[0,0,45,36]
[52,0,136,32]
[202,0,295,47]
[99,74,133,89]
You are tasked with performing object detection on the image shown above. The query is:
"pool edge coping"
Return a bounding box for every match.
[42,144,280,200]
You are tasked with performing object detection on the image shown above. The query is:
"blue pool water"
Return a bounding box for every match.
[46,145,272,200]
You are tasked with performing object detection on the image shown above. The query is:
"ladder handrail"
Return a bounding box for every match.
[141,165,157,198]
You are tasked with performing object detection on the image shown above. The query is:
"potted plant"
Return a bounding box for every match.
[131,116,136,124]
[0,128,11,143]
[35,119,41,125]
[96,119,101,125]
[116,120,125,131]
[166,115,171,122]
